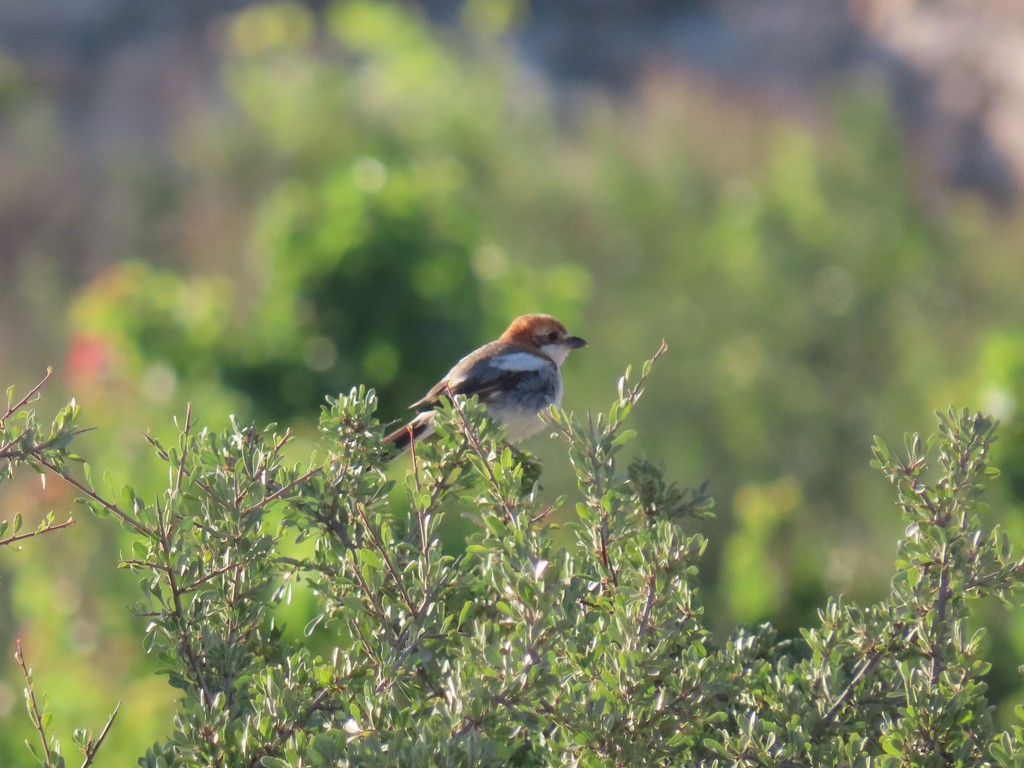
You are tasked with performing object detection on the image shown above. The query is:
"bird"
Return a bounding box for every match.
[383,314,587,452]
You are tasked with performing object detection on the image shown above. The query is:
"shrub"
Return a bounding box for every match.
[5,352,1024,766]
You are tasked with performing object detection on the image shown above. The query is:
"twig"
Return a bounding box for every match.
[409,434,428,561]
[529,505,555,525]
[36,455,148,535]
[244,687,342,768]
[146,488,214,706]
[80,703,120,768]
[345,546,405,650]
[353,500,417,614]
[2,368,52,425]
[120,559,171,573]
[929,541,952,687]
[637,573,657,638]
[174,404,193,497]
[444,387,518,520]
[183,561,246,591]
[243,467,321,516]
[0,516,76,548]
[15,640,54,765]
[598,523,617,587]
[164,556,214,705]
[814,648,884,737]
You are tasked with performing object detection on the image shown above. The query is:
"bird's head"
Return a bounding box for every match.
[501,314,588,366]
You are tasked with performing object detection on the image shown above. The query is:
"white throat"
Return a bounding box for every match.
[539,343,572,368]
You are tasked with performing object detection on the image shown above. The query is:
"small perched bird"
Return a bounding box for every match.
[384,314,587,452]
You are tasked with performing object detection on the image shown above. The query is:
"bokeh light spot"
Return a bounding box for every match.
[352,156,388,193]
[140,363,178,404]
[363,341,400,385]
[304,335,338,372]
[471,243,509,281]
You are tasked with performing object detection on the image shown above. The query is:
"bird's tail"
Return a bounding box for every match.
[383,411,435,453]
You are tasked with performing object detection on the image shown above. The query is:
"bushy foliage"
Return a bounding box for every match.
[0,374,117,767]
[6,355,1024,766]
[0,372,81,544]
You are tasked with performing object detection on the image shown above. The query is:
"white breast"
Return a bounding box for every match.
[486,366,564,442]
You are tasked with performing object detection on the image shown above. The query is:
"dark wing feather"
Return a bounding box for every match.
[409,341,548,410]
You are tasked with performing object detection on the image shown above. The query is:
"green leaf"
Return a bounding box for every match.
[611,429,637,447]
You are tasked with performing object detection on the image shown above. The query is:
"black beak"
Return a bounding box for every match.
[568,336,588,349]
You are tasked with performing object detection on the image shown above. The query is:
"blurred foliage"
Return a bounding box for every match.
[2,0,1024,763]
[69,0,587,427]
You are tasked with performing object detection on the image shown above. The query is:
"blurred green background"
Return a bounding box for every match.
[3,0,1024,763]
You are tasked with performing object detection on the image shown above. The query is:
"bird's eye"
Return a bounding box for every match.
[547,331,559,342]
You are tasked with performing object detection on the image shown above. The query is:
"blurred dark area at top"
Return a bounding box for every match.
[2,0,1022,204]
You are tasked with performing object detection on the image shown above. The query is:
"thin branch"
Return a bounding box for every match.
[353,500,417,615]
[637,573,657,638]
[346,547,405,650]
[409,425,420,488]
[120,559,171,573]
[529,504,555,525]
[275,555,341,578]
[243,467,321,517]
[163,552,214,705]
[814,647,884,737]
[189,477,236,515]
[80,703,120,768]
[581,416,617,588]
[409,450,456,596]
[146,490,214,705]
[244,687,342,768]
[15,640,54,766]
[183,561,246,592]
[445,387,518,520]
[929,541,952,687]
[142,433,170,462]
[2,368,52,425]
[409,435,429,562]
[174,404,193,497]
[0,428,91,463]
[598,523,617,587]
[0,516,76,548]
[36,455,148,535]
